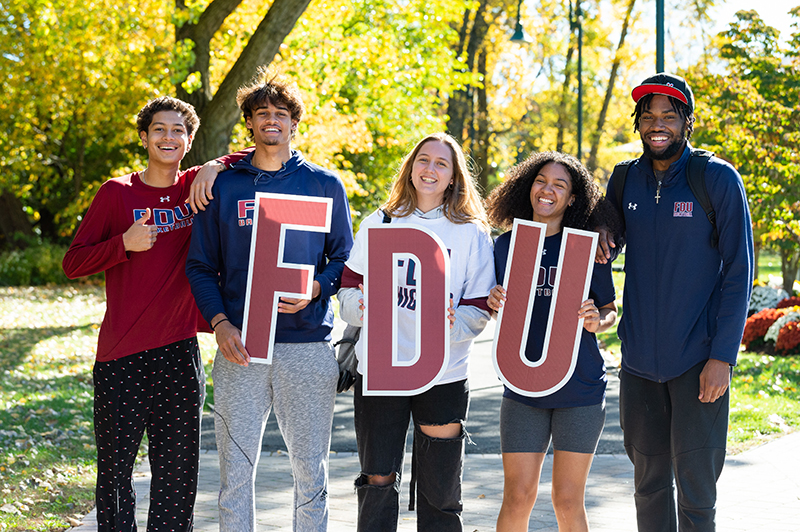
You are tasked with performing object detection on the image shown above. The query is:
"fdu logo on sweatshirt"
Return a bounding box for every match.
[238,199,255,226]
[133,205,194,233]
[673,201,694,218]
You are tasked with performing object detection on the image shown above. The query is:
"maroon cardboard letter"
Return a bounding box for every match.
[363,225,450,396]
[242,192,332,363]
[492,219,597,396]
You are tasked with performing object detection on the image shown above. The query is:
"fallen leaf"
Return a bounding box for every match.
[66,516,83,527]
[767,413,790,432]
[0,503,20,514]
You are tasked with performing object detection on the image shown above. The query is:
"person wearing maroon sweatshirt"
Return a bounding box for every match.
[63,96,248,532]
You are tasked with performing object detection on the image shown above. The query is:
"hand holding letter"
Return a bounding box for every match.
[579,299,601,332]
[448,298,455,329]
[487,284,507,313]
[278,280,321,314]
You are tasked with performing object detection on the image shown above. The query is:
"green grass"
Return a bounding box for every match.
[0,286,216,531]
[728,353,800,453]
[0,286,100,531]
[757,250,782,284]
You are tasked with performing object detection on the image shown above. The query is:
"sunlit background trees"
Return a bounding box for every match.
[1,0,799,285]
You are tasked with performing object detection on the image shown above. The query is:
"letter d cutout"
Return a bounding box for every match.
[493,219,597,396]
[242,192,332,364]
[363,225,450,396]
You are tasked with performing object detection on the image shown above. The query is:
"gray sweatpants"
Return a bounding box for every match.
[212,342,339,531]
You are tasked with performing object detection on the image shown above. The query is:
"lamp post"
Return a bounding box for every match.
[512,0,582,160]
[570,1,583,161]
[577,2,583,161]
[511,0,527,43]
[656,0,665,72]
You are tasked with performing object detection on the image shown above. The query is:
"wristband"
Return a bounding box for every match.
[211,318,229,331]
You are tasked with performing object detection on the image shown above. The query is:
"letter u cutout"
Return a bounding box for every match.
[362,225,450,396]
[492,220,597,397]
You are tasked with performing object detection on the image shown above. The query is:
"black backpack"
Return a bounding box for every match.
[610,148,718,247]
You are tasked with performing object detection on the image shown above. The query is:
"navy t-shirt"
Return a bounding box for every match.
[494,230,615,409]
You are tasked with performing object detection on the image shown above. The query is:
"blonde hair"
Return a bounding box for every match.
[382,133,489,230]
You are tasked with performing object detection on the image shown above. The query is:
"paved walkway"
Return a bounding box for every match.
[70,432,800,531]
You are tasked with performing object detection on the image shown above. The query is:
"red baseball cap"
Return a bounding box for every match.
[631,73,694,111]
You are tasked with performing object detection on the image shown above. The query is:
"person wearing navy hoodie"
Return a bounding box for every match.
[597,74,754,531]
[185,69,353,532]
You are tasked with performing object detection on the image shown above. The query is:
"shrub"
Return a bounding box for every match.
[0,242,84,286]
[777,296,800,309]
[775,321,800,355]
[749,285,790,315]
[742,307,793,349]
[765,308,800,344]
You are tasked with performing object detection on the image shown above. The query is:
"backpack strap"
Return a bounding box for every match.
[686,149,717,247]
[381,210,391,224]
[610,158,636,213]
[602,159,635,261]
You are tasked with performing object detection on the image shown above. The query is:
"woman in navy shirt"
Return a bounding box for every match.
[486,152,620,532]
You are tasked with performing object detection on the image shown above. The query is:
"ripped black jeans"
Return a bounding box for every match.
[353,375,469,532]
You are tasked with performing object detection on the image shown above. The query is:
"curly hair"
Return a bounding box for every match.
[486,151,620,234]
[237,67,305,140]
[136,96,200,137]
[382,133,489,230]
[632,93,695,139]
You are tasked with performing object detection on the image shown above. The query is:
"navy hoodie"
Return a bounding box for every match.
[186,150,353,344]
[608,145,753,382]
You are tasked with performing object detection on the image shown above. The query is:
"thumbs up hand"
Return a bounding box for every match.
[123,208,157,252]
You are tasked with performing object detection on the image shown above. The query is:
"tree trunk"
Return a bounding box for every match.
[175,0,243,116]
[780,247,799,295]
[446,0,489,143]
[0,191,34,250]
[445,8,472,141]
[586,0,636,173]
[752,239,760,281]
[474,51,490,194]
[176,0,313,167]
[454,8,471,59]
[556,31,576,152]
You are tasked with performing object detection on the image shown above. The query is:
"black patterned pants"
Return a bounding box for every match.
[93,337,205,532]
